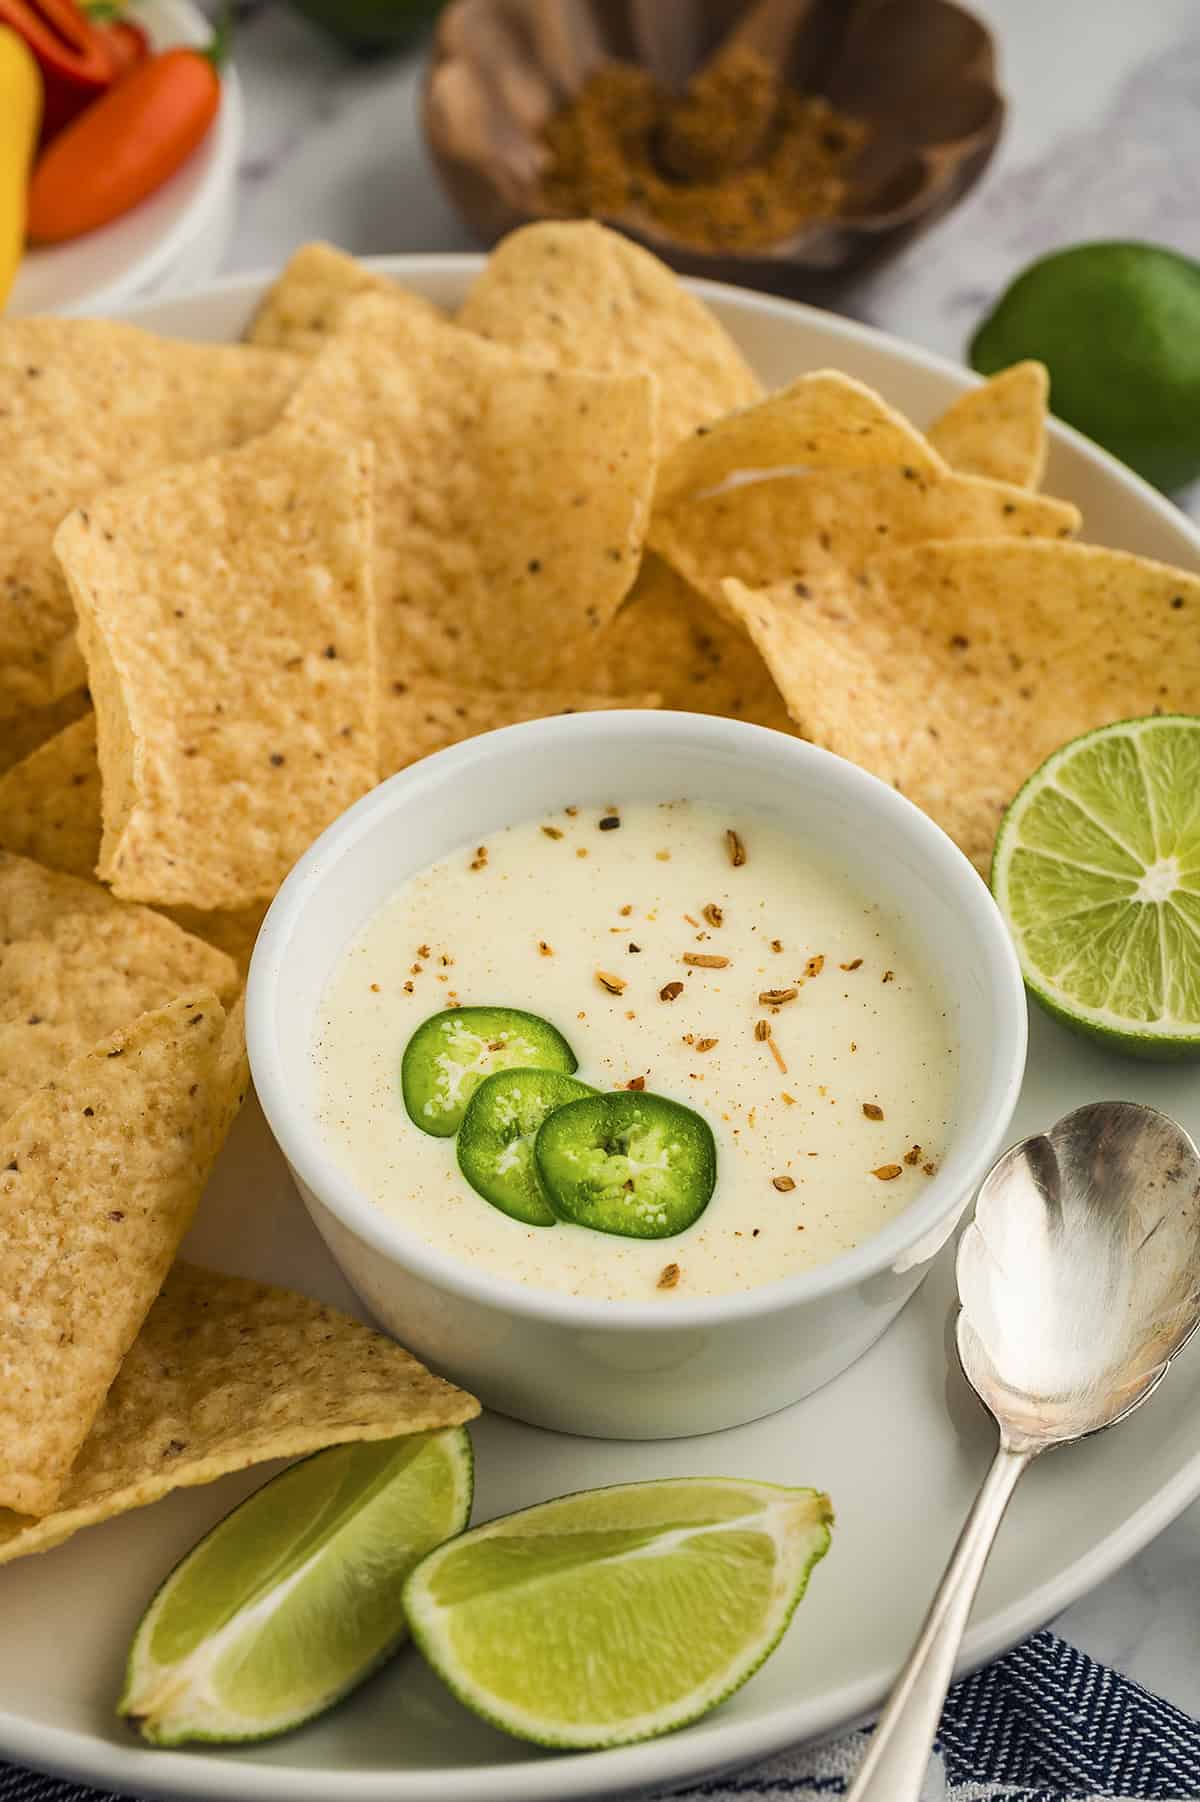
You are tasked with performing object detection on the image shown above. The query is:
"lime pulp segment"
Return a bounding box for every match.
[992,715,1200,1052]
[403,1476,833,1749]
[119,1428,473,1746]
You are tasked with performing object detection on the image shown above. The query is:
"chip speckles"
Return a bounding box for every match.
[725,828,746,867]
[804,954,825,978]
[282,293,656,686]
[759,988,798,1007]
[772,1175,796,1192]
[542,825,563,840]
[0,995,240,1517]
[659,981,684,1002]
[904,1144,922,1166]
[596,970,627,995]
[702,903,724,927]
[872,1164,903,1180]
[683,952,729,969]
[840,958,863,972]
[57,426,378,911]
[656,1262,681,1290]
[0,1262,478,1567]
[862,1102,884,1120]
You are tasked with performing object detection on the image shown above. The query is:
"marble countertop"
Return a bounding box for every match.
[221,0,1200,1719]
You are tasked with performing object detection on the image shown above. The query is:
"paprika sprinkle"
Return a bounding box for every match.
[540,44,868,251]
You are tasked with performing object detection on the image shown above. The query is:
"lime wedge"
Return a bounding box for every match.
[403,1476,833,1749]
[992,715,1200,1057]
[119,1427,473,1746]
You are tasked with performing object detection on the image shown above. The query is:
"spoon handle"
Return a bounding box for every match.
[846,1443,1031,1802]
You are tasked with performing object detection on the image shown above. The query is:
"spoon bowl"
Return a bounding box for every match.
[957,1100,1200,1453]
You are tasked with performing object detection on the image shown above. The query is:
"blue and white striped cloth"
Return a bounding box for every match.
[2,1631,1199,1802]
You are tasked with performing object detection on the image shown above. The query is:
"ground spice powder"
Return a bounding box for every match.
[540,44,867,251]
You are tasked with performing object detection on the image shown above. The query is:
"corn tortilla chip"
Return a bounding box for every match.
[0,994,240,1516]
[165,904,268,981]
[0,321,300,720]
[927,362,1049,490]
[382,681,661,775]
[0,688,90,776]
[654,370,945,513]
[651,464,1081,619]
[457,221,761,450]
[722,541,1200,871]
[58,427,378,911]
[0,1262,479,1562]
[559,554,794,733]
[0,851,238,1122]
[0,713,101,880]
[0,720,268,974]
[245,240,442,355]
[284,295,657,685]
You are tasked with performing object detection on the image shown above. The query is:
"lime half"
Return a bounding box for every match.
[403,1476,833,1750]
[119,1428,473,1746]
[992,715,1200,1057]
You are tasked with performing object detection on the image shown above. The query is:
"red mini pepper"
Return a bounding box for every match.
[28,41,220,242]
[82,1,149,78]
[0,0,115,141]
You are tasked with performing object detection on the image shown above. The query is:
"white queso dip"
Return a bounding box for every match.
[312,800,958,1301]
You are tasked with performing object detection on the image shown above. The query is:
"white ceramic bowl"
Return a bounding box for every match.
[247,710,1027,1438]
[7,0,240,318]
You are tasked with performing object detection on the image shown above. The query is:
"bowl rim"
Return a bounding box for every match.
[247,710,1028,1330]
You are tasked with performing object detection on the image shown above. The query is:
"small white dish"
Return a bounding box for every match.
[248,711,1027,1439]
[3,259,1200,1802]
[7,0,240,319]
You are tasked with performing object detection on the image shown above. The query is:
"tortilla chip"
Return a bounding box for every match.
[0,688,90,777]
[722,540,1200,871]
[651,464,1081,619]
[284,295,657,685]
[559,553,794,732]
[0,994,240,1516]
[165,903,268,981]
[0,720,268,974]
[0,1262,479,1562]
[927,362,1049,489]
[0,851,239,1122]
[245,240,442,355]
[57,427,378,911]
[457,220,761,450]
[0,321,300,720]
[0,712,101,880]
[654,371,945,513]
[382,681,661,774]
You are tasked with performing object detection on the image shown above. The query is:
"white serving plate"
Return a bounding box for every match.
[2,260,1199,1802]
[7,0,240,318]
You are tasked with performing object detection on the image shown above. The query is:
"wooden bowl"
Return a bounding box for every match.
[423,0,1004,297]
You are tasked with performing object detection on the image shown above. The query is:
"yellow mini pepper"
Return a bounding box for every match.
[0,25,41,311]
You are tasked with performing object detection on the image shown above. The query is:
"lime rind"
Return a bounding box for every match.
[119,1427,474,1747]
[402,1476,833,1751]
[992,715,1200,1057]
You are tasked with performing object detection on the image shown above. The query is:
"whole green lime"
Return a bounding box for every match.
[970,242,1200,492]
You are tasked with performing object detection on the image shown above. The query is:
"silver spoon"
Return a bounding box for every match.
[848,1099,1200,1802]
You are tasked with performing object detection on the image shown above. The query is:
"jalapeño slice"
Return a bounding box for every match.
[401,1007,577,1138]
[535,1090,717,1240]
[457,1068,597,1227]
